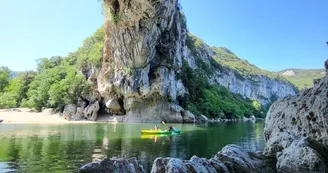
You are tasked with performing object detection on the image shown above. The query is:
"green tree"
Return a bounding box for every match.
[16,71,36,106]
[36,56,63,72]
[0,66,11,93]
[49,68,91,111]
[25,65,91,111]
[0,92,17,108]
[252,99,261,111]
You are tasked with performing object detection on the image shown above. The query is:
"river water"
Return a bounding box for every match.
[0,121,265,172]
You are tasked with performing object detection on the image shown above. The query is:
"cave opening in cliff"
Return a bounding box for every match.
[112,0,119,15]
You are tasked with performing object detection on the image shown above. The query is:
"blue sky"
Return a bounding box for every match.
[180,0,328,71]
[0,0,327,71]
[0,0,103,71]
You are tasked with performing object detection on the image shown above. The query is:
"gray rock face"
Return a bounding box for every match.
[78,157,146,173]
[150,145,275,173]
[182,110,195,123]
[264,76,328,153]
[123,100,183,123]
[182,41,297,106]
[97,0,187,123]
[105,99,123,114]
[276,138,327,173]
[62,101,100,121]
[83,101,100,121]
[215,145,275,173]
[264,74,328,172]
[151,156,228,173]
[63,104,77,120]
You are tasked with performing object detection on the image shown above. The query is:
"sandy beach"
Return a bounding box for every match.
[0,108,100,124]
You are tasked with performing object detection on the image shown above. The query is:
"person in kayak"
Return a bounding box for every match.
[155,125,160,130]
[168,126,176,131]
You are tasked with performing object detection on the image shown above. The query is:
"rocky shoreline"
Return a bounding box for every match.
[78,71,328,172]
[79,145,276,173]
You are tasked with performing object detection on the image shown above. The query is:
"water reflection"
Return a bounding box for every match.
[0,121,265,172]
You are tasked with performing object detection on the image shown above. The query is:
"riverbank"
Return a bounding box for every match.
[0,108,101,124]
[0,108,261,124]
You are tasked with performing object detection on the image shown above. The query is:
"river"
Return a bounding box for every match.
[0,121,265,172]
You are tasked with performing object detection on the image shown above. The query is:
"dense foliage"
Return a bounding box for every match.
[0,66,10,93]
[22,64,91,111]
[0,27,105,110]
[0,68,36,109]
[179,60,264,118]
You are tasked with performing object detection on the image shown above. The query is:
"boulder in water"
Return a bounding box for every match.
[78,157,146,173]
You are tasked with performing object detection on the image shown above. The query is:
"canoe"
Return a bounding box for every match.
[140,129,181,135]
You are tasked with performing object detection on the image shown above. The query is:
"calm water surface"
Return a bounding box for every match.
[0,121,265,172]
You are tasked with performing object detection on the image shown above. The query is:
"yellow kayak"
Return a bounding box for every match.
[140,129,181,134]
[140,129,172,134]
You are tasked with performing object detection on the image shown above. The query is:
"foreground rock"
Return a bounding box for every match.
[264,73,328,172]
[151,145,275,173]
[79,157,146,173]
[276,138,327,173]
[79,145,275,173]
[214,145,275,173]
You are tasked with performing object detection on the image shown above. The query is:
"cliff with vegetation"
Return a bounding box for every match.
[0,0,297,122]
[94,0,296,122]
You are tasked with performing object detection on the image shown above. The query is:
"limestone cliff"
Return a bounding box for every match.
[93,0,296,122]
[264,72,328,172]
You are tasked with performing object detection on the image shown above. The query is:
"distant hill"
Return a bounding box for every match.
[277,69,326,90]
[208,47,325,91]
[10,71,23,78]
[211,46,285,80]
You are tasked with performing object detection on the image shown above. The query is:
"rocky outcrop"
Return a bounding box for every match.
[63,104,77,120]
[215,145,275,173]
[96,0,187,122]
[151,156,228,173]
[281,70,296,76]
[62,101,100,121]
[79,157,146,173]
[276,138,327,173]
[264,72,328,172]
[83,101,100,121]
[105,99,123,114]
[212,67,297,105]
[79,145,275,173]
[151,144,276,173]
[181,110,195,123]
